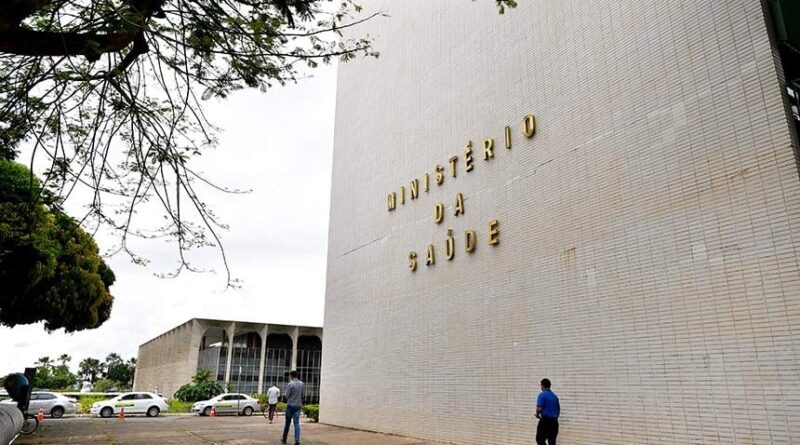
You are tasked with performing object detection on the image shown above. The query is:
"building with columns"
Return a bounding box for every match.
[134,318,322,400]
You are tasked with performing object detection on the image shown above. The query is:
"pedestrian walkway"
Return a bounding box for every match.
[14,416,446,445]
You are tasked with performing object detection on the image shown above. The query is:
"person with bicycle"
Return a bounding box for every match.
[3,372,38,436]
[266,382,280,423]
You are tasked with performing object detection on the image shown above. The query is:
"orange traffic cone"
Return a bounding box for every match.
[36,408,44,422]
[209,407,216,417]
[118,408,125,422]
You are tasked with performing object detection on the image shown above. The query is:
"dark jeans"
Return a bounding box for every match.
[536,417,558,445]
[282,404,301,443]
[268,403,277,421]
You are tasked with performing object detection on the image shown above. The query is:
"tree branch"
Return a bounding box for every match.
[0,29,138,59]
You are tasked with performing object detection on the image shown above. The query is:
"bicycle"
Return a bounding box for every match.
[262,403,280,422]
[20,413,39,435]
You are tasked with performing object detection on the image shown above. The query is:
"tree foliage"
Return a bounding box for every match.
[32,355,78,389]
[173,369,224,402]
[0,159,115,332]
[104,353,136,388]
[0,0,515,282]
[31,353,135,390]
[78,357,104,383]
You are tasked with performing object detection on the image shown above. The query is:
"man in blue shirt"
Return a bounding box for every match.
[535,378,560,445]
[281,370,305,445]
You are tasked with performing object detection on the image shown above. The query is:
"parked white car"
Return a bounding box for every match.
[90,392,168,418]
[0,391,77,418]
[191,393,259,416]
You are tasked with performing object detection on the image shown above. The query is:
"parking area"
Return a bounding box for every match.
[14,415,442,445]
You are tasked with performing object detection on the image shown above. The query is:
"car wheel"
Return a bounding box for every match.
[203,406,212,417]
[242,406,253,416]
[100,407,113,418]
[146,406,160,417]
[50,406,65,418]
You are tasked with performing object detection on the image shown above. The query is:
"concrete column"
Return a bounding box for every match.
[256,324,269,393]
[290,326,299,371]
[223,321,236,385]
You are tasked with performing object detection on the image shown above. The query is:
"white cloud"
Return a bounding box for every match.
[0,65,337,375]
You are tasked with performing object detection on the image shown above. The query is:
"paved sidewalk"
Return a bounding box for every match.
[14,416,447,445]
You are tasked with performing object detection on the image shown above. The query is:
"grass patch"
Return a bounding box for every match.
[168,400,194,413]
[78,396,107,414]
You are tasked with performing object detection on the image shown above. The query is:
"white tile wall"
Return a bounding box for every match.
[322,1,800,444]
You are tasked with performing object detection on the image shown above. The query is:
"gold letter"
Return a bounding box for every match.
[523,114,536,138]
[387,193,396,211]
[426,244,435,266]
[446,229,455,260]
[454,193,464,216]
[435,164,445,185]
[465,230,477,253]
[449,155,458,178]
[434,203,444,224]
[410,179,419,200]
[424,173,430,193]
[488,219,500,245]
[408,251,417,271]
[505,126,512,149]
[399,186,406,205]
[464,141,474,172]
[483,138,494,160]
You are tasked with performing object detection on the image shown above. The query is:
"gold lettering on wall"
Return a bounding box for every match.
[383,113,537,269]
[434,203,444,224]
[465,230,477,253]
[446,229,455,260]
[454,193,465,216]
[464,141,474,172]
[488,219,500,245]
[426,244,436,266]
[523,114,536,138]
[435,164,445,185]
[483,138,495,160]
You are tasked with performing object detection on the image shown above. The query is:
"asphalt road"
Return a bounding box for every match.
[14,415,440,445]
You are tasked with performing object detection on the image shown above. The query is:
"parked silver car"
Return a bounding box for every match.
[0,391,77,418]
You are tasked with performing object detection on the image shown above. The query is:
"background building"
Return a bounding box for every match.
[134,318,322,400]
[322,1,800,444]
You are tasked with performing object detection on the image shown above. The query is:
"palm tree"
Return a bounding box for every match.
[57,354,71,367]
[78,358,104,383]
[35,356,53,368]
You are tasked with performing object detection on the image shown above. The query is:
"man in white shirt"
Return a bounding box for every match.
[266,383,281,423]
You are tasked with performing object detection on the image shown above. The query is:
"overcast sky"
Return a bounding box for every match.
[0,65,338,375]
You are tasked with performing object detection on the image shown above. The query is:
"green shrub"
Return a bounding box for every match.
[302,405,319,422]
[277,402,286,413]
[78,396,106,414]
[173,370,224,402]
[167,400,193,413]
[250,393,267,409]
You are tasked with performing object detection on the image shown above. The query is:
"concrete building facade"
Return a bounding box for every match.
[322,1,800,444]
[134,318,322,400]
